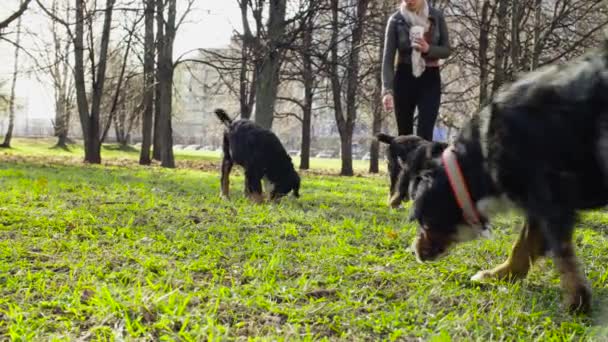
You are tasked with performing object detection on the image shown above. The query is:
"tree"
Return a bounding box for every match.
[0,0,24,148]
[0,0,31,34]
[328,0,370,176]
[253,0,288,129]
[73,0,116,163]
[139,0,155,165]
[48,0,75,149]
[156,0,176,168]
[366,0,392,173]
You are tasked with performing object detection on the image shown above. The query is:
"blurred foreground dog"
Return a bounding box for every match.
[404,43,608,314]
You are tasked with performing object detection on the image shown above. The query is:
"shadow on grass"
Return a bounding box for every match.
[50,144,72,152]
[103,144,138,153]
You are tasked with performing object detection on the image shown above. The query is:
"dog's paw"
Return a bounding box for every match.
[565,283,592,315]
[471,270,494,283]
[390,203,404,210]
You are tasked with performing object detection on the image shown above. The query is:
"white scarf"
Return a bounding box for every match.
[400,1,430,77]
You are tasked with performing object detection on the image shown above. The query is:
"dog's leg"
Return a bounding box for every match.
[387,155,398,206]
[472,217,545,282]
[552,236,591,314]
[245,170,264,204]
[220,156,233,200]
[389,167,410,208]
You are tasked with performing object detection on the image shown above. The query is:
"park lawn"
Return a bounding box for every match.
[1,138,379,174]
[1,139,608,340]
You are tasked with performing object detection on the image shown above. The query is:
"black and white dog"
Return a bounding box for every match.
[376,133,447,208]
[215,109,300,203]
[406,43,608,313]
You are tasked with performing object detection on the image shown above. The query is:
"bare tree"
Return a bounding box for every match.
[49,0,75,149]
[156,0,176,168]
[253,0,288,129]
[0,0,24,148]
[72,0,116,163]
[366,0,392,173]
[139,0,155,164]
[328,0,370,176]
[0,0,32,34]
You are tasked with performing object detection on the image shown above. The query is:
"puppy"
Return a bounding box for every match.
[215,109,300,203]
[406,43,608,314]
[376,133,447,208]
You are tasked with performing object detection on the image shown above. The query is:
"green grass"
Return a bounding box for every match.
[1,138,608,340]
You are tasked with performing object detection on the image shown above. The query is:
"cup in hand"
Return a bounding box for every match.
[410,25,425,48]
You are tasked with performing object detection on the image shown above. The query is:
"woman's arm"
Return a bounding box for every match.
[382,16,398,95]
[424,10,451,60]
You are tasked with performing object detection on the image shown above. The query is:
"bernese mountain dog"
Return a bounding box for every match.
[215,109,300,203]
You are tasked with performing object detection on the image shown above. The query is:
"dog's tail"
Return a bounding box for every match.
[215,108,232,127]
[376,133,395,145]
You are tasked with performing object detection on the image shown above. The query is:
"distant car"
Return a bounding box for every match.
[362,152,371,160]
[173,144,184,150]
[315,150,335,158]
[201,145,215,151]
[184,144,200,150]
[288,150,300,156]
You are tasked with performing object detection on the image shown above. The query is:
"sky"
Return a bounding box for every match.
[0,0,240,121]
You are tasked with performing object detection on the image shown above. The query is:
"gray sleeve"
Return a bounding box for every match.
[382,17,397,96]
[425,11,451,60]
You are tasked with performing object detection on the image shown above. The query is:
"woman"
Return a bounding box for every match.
[381,0,451,140]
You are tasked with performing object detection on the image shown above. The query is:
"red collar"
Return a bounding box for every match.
[441,146,484,227]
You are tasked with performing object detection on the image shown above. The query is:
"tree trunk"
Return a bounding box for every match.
[532,0,543,70]
[139,0,155,164]
[510,0,520,78]
[491,0,509,95]
[1,5,22,148]
[50,0,72,150]
[369,6,389,174]
[238,0,254,119]
[369,107,382,174]
[152,0,164,161]
[253,0,287,129]
[329,0,348,175]
[157,0,175,168]
[299,14,314,170]
[330,0,369,176]
[478,0,491,107]
[340,132,353,175]
[73,0,115,164]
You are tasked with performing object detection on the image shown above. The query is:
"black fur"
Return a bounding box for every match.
[407,45,608,313]
[376,133,447,207]
[215,109,300,201]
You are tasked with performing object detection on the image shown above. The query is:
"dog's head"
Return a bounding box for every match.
[406,138,491,262]
[388,138,448,208]
[270,171,301,200]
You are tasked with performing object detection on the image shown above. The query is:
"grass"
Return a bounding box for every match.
[1,138,608,340]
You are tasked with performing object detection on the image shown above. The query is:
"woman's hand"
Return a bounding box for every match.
[383,93,394,112]
[413,38,430,53]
